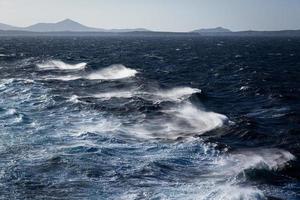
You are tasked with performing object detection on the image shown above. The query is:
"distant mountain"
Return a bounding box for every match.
[193,27,232,33]
[24,19,103,32]
[0,23,20,31]
[0,20,300,36]
[0,19,151,33]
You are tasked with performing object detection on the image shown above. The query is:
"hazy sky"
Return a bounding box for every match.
[0,0,300,32]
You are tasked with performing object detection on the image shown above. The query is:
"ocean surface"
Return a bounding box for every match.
[0,36,299,200]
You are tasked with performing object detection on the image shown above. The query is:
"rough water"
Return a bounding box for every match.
[0,36,299,199]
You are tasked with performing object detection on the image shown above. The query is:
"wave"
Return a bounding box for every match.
[90,86,201,103]
[37,60,87,70]
[5,108,17,115]
[93,91,134,100]
[215,148,296,178]
[128,102,228,139]
[192,148,295,200]
[154,87,201,102]
[43,64,137,81]
[44,75,82,81]
[1,108,24,124]
[230,148,295,171]
[164,103,228,136]
[86,64,138,80]
[0,79,14,89]
[204,185,265,200]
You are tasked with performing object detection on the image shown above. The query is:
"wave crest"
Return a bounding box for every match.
[217,148,296,176]
[37,60,87,70]
[129,103,228,139]
[154,87,201,102]
[43,64,137,81]
[94,91,134,100]
[86,64,137,80]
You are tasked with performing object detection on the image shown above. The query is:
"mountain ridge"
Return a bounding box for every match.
[192,27,232,33]
[0,19,151,33]
[0,20,300,36]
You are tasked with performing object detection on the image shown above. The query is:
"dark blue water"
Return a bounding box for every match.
[0,36,299,199]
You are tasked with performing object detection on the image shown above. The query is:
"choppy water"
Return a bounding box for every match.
[0,36,299,200]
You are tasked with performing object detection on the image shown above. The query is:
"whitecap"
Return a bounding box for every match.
[162,103,228,136]
[90,87,200,102]
[37,60,87,70]
[0,78,14,89]
[128,102,228,139]
[68,95,81,103]
[5,108,17,115]
[153,87,201,102]
[86,64,138,80]
[93,91,134,100]
[42,64,137,81]
[202,185,266,200]
[240,86,250,91]
[216,148,295,176]
[189,148,294,200]
[70,117,122,137]
[43,75,82,81]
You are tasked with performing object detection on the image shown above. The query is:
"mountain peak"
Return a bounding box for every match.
[24,19,101,32]
[57,19,79,24]
[0,19,151,33]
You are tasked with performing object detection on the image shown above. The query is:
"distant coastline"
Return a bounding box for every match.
[1,30,300,37]
[1,19,300,37]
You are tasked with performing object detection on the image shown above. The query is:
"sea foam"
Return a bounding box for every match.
[128,102,228,139]
[43,64,137,81]
[86,64,138,80]
[37,60,87,70]
[154,87,201,102]
[93,91,134,100]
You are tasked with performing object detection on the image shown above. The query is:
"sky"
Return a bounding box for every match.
[0,0,300,32]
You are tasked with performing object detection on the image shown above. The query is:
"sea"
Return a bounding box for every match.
[0,36,299,200]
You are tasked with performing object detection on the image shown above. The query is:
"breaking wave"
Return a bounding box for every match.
[43,64,137,81]
[2,37,298,199]
[203,185,265,200]
[128,102,228,139]
[153,87,201,102]
[86,64,138,80]
[37,60,87,70]
[218,148,296,174]
[90,86,201,103]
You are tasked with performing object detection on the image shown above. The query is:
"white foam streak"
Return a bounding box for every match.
[94,91,134,100]
[42,64,137,81]
[37,60,87,70]
[129,103,228,139]
[168,103,227,132]
[46,75,82,81]
[225,149,295,172]
[86,64,137,80]
[154,87,201,102]
[71,118,122,137]
[203,185,266,200]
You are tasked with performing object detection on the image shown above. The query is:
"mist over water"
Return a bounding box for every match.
[0,36,299,199]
